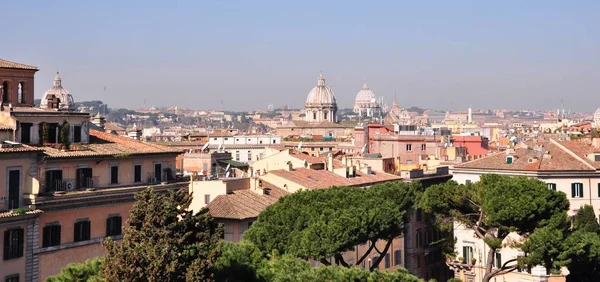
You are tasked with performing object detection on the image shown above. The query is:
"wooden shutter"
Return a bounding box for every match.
[17,229,24,257]
[3,230,9,260]
[572,183,576,198]
[106,218,111,236]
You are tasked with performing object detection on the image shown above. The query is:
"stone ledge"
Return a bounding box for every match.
[36,235,124,254]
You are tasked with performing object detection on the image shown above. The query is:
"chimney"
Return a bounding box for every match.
[263,188,271,195]
[328,154,334,172]
[286,161,293,171]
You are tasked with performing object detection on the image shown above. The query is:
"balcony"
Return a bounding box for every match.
[46,177,98,194]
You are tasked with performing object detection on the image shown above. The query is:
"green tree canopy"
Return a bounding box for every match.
[420,174,569,282]
[102,188,223,281]
[244,182,419,270]
[214,241,423,282]
[46,257,104,282]
[573,205,600,234]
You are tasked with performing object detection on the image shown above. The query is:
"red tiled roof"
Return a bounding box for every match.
[559,140,600,169]
[0,144,44,154]
[208,188,289,220]
[0,58,38,70]
[42,129,182,159]
[455,140,594,171]
[267,168,401,190]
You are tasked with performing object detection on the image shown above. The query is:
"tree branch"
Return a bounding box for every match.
[319,258,331,266]
[369,238,393,271]
[488,258,519,277]
[357,241,376,265]
[334,253,349,267]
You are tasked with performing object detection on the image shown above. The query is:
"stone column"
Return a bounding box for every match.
[25,217,40,282]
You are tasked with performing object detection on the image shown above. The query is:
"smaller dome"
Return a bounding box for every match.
[354,82,376,104]
[40,72,75,111]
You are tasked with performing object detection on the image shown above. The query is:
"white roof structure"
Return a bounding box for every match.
[40,72,75,111]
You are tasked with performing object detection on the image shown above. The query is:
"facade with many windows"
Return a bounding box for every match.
[0,58,186,281]
[451,138,600,281]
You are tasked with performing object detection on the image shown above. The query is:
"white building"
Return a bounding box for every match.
[353,82,381,118]
[450,138,600,281]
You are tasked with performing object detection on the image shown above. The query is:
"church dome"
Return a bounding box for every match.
[354,82,376,105]
[305,73,337,106]
[40,72,75,111]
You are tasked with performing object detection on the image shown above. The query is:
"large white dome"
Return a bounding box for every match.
[305,73,336,106]
[40,72,75,111]
[354,82,376,104]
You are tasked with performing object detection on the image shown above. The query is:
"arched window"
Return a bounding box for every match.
[313,112,317,120]
[1,81,8,102]
[324,111,328,120]
[18,82,24,103]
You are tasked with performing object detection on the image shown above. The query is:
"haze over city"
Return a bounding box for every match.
[2,0,599,111]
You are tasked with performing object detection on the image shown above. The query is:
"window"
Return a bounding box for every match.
[598,183,600,198]
[5,275,19,282]
[495,251,502,269]
[319,147,323,151]
[110,165,119,184]
[313,112,317,120]
[311,147,315,151]
[106,215,122,236]
[416,229,422,248]
[247,150,252,161]
[204,194,211,205]
[506,156,513,164]
[548,183,557,191]
[571,182,584,198]
[1,81,8,102]
[406,160,413,165]
[406,144,412,151]
[324,112,328,120]
[235,151,240,161]
[421,144,426,151]
[465,179,472,185]
[416,208,423,221]
[463,246,474,263]
[43,224,61,247]
[416,256,420,268]
[394,249,402,265]
[223,223,234,241]
[73,125,82,143]
[384,253,390,268]
[272,140,276,144]
[3,228,24,260]
[595,155,600,162]
[17,82,24,104]
[372,256,379,269]
[20,123,32,144]
[74,220,91,242]
[134,165,142,183]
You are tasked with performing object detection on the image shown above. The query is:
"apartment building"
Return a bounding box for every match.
[450,138,600,282]
[0,59,185,280]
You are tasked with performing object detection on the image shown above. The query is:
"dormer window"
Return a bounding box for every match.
[506,156,514,164]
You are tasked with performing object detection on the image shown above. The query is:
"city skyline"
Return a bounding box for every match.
[2,1,598,111]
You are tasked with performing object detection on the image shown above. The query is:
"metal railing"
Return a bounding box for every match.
[46,177,97,193]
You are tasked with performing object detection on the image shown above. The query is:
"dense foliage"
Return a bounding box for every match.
[214,241,423,282]
[46,257,104,282]
[558,206,600,282]
[245,182,419,269]
[101,188,223,281]
[420,174,569,282]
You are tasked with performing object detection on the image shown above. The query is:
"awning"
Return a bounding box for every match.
[218,159,249,168]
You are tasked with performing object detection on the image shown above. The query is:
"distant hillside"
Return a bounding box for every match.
[406,106,426,114]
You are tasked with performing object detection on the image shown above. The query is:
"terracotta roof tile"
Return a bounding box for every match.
[455,140,594,171]
[0,58,38,70]
[267,168,401,190]
[289,153,345,168]
[0,209,43,218]
[208,188,289,220]
[558,140,600,169]
[0,144,44,154]
[42,129,182,159]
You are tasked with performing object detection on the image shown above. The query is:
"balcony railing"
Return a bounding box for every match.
[46,177,98,193]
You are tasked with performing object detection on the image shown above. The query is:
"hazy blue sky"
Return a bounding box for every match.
[2,1,598,111]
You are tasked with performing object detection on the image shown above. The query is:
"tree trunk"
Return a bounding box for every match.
[334,253,349,267]
[482,247,496,282]
[369,238,393,271]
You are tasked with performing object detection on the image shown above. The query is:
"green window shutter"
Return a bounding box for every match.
[597,183,600,198]
[580,184,584,198]
[572,183,576,198]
